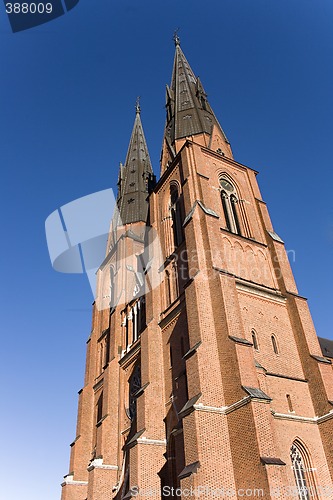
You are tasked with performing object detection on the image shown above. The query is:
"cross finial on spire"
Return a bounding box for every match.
[135,96,141,114]
[173,28,180,46]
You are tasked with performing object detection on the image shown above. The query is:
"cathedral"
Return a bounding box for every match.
[61,37,333,499]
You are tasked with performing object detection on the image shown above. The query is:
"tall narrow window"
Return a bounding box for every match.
[231,195,241,235]
[271,335,279,354]
[104,332,110,368]
[287,394,294,412]
[165,270,172,307]
[125,314,129,349]
[172,262,179,299]
[184,369,189,401]
[290,442,316,500]
[219,177,242,235]
[252,330,259,351]
[221,192,232,231]
[98,342,104,373]
[138,296,146,333]
[170,185,184,247]
[133,303,138,343]
[129,365,141,421]
[96,392,103,424]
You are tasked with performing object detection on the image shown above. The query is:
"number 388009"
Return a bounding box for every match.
[6,3,53,13]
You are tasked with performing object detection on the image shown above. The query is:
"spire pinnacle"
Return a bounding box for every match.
[114,105,154,226]
[173,28,180,47]
[161,40,232,173]
[135,96,141,114]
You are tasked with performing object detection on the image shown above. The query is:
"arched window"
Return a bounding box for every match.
[138,296,146,333]
[290,441,317,499]
[172,262,179,299]
[170,185,184,248]
[271,335,279,354]
[221,192,232,231]
[125,313,129,349]
[251,330,259,351]
[133,302,138,343]
[231,195,241,235]
[165,270,172,307]
[219,177,242,235]
[129,364,141,421]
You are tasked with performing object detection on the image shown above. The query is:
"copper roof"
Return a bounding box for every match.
[114,104,154,226]
[163,39,230,145]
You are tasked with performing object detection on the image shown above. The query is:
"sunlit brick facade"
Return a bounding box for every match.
[61,39,333,500]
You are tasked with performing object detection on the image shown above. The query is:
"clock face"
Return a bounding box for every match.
[220,179,233,192]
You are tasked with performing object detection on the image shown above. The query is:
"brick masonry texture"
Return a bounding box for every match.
[61,49,333,500]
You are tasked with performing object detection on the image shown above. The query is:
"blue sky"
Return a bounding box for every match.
[0,1,333,499]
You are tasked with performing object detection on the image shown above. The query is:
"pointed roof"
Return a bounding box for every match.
[115,102,154,226]
[164,35,230,147]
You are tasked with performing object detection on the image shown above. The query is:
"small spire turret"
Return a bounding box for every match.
[114,103,154,227]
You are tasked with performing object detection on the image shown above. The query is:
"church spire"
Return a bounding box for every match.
[162,36,232,172]
[115,101,154,226]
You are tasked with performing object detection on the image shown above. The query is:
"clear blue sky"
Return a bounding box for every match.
[1,1,332,499]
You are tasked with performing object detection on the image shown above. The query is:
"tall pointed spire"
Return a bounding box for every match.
[162,36,232,171]
[115,101,154,226]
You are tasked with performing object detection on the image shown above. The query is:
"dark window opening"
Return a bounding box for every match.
[96,392,103,424]
[252,330,259,351]
[287,394,294,412]
[170,186,185,248]
[271,335,279,354]
[231,195,242,235]
[129,365,141,421]
[221,191,232,231]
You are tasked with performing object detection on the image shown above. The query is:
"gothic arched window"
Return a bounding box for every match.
[129,364,141,421]
[138,296,146,334]
[290,442,316,499]
[251,329,259,351]
[271,335,279,354]
[219,177,242,236]
[165,270,172,307]
[170,185,184,248]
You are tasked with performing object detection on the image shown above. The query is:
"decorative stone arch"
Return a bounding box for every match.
[233,240,244,255]
[251,329,259,351]
[244,244,255,255]
[222,235,233,248]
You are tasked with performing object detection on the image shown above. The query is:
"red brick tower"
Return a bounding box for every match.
[61,38,333,500]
